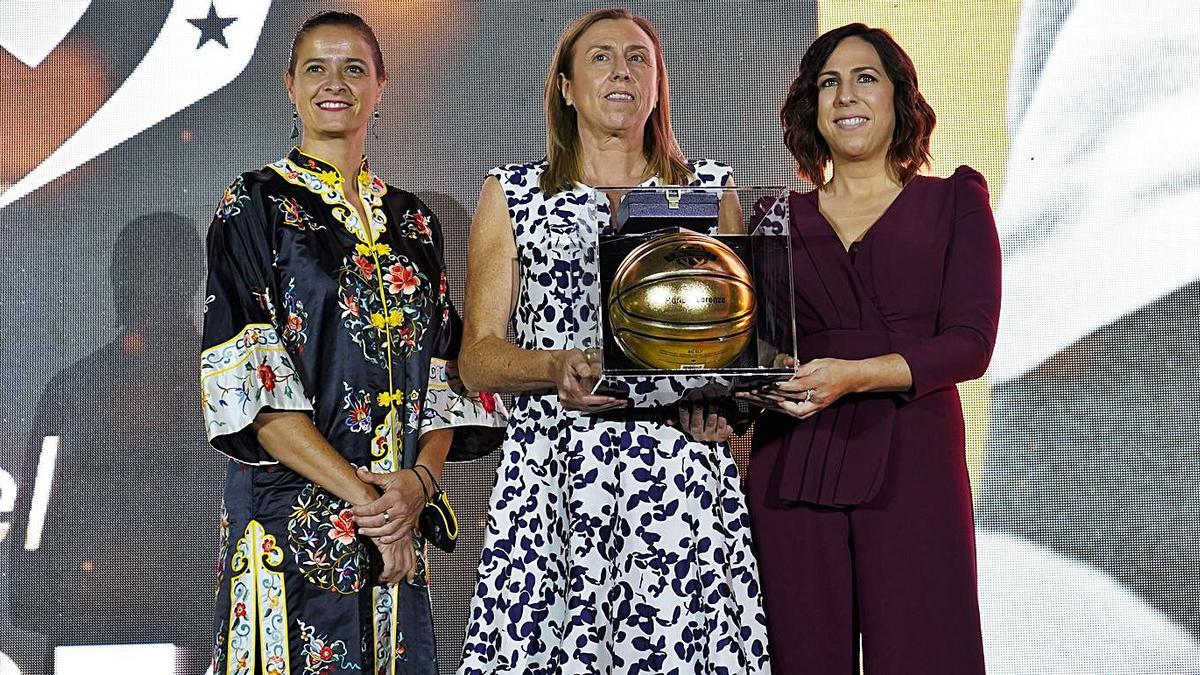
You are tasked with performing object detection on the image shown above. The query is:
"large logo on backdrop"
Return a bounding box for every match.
[0,0,272,209]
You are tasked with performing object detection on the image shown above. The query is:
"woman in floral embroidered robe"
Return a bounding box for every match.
[201,12,503,675]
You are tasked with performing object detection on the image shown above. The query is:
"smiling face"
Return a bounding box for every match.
[285,24,386,144]
[560,18,659,137]
[816,36,896,165]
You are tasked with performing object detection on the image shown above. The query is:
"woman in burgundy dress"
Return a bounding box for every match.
[742,23,1000,674]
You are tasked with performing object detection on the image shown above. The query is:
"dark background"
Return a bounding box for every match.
[5,2,1198,674]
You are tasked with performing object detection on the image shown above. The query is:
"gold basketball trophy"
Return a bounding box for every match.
[609,230,756,369]
[590,185,796,408]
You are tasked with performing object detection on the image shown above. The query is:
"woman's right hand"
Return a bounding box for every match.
[554,348,627,412]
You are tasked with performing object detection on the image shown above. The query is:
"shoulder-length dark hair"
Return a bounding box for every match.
[540,8,690,193]
[781,23,935,188]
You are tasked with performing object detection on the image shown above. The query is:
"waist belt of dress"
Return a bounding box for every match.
[760,329,912,507]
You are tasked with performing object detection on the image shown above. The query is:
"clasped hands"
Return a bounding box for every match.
[351,466,428,585]
[554,347,734,443]
[737,356,862,420]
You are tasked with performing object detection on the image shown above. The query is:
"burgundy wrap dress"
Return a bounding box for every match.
[749,166,1001,674]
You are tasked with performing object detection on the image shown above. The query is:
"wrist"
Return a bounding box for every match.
[349,484,381,507]
[848,359,872,394]
[548,349,569,383]
[414,462,441,483]
[408,466,430,493]
[411,464,440,499]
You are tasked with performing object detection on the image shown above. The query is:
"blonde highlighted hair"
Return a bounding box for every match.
[540,8,691,193]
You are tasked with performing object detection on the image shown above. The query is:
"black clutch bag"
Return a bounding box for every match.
[616,188,719,235]
[414,465,458,553]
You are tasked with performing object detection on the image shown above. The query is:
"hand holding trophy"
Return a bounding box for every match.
[591,185,797,409]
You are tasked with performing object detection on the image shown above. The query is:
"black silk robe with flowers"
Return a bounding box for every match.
[200,148,505,675]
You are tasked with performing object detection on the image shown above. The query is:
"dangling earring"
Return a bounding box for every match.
[290,110,300,140]
[372,109,380,140]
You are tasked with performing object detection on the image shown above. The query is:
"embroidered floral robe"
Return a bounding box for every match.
[201,148,505,675]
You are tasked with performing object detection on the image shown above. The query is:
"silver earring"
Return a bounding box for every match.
[290,110,299,140]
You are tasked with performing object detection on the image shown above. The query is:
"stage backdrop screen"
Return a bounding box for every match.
[1,1,1197,674]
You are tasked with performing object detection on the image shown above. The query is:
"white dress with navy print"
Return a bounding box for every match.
[458,160,772,674]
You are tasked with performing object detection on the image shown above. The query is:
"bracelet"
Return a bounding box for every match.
[412,463,441,492]
[408,466,430,501]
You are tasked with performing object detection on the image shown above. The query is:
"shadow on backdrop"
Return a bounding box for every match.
[7,212,223,675]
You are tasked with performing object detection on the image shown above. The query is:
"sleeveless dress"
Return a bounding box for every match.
[458,160,771,674]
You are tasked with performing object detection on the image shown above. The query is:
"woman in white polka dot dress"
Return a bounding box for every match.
[455,8,771,674]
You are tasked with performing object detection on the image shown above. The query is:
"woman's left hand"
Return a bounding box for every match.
[748,358,863,420]
[352,467,428,544]
[374,534,418,585]
[674,403,732,443]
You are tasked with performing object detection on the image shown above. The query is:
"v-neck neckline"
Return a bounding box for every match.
[807,178,915,253]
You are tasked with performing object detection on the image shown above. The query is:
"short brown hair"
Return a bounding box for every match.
[289,11,386,81]
[781,23,935,188]
[540,8,690,193]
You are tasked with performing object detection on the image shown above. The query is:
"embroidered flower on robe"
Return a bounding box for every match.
[342,385,372,434]
[338,252,431,364]
[257,364,277,391]
[329,510,356,546]
[384,263,420,295]
[352,255,375,279]
[287,484,366,594]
